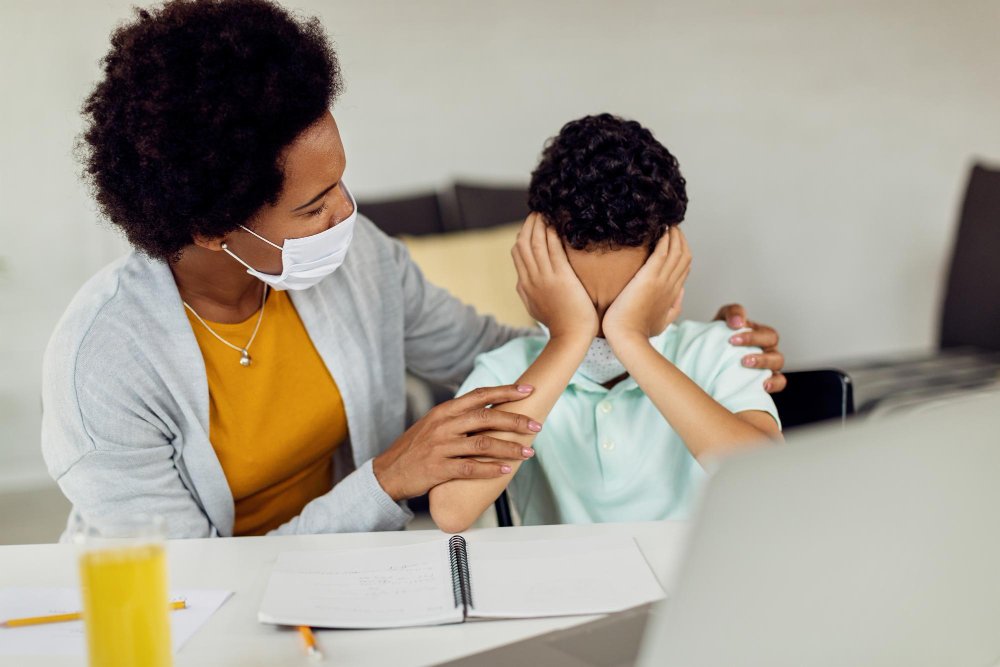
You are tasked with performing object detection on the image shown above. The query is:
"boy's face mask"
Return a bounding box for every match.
[539,325,668,385]
[578,337,629,384]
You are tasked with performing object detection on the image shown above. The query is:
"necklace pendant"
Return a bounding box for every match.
[239,349,252,367]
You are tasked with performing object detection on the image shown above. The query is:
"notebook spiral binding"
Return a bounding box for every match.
[448,535,473,616]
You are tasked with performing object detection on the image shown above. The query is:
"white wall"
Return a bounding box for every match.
[2,0,999,487]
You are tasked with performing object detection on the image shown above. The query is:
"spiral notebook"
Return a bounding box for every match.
[257,535,665,629]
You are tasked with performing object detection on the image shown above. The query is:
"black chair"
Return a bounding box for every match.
[838,163,1000,414]
[358,191,446,237]
[771,369,854,430]
[493,369,855,526]
[940,163,1000,352]
[494,489,515,528]
[453,181,530,230]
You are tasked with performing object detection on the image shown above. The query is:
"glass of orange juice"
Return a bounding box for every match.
[73,515,172,667]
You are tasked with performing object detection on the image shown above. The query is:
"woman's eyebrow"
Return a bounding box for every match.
[292,181,339,212]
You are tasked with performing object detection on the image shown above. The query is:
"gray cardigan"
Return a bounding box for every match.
[41,216,524,539]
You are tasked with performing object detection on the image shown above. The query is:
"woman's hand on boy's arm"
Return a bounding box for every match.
[713,304,787,393]
[427,331,591,533]
[373,385,541,502]
[428,214,595,533]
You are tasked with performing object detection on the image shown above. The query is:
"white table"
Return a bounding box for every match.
[0,521,689,666]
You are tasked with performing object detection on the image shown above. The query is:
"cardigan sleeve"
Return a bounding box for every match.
[42,318,217,540]
[385,232,534,389]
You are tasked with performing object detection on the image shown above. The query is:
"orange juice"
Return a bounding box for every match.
[78,543,172,667]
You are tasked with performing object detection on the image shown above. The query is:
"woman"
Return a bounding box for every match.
[41,0,786,538]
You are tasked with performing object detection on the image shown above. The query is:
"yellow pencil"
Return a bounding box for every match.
[1,599,187,628]
[298,625,323,659]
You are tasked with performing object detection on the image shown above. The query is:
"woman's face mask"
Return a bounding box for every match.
[222,182,358,291]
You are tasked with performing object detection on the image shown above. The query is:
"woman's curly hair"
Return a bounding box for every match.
[528,114,687,250]
[80,0,342,261]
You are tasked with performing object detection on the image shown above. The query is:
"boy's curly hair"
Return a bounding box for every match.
[529,113,687,250]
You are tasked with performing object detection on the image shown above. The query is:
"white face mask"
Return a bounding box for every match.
[578,337,629,384]
[560,327,671,385]
[537,324,634,385]
[222,182,358,291]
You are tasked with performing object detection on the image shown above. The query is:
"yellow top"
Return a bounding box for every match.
[184,289,347,536]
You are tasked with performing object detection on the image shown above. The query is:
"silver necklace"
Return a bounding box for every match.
[183,285,269,367]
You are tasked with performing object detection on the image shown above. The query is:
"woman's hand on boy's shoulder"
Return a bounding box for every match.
[714,304,787,394]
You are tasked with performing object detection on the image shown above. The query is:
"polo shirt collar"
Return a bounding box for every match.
[557,324,677,394]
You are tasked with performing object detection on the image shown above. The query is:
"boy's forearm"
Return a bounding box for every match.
[610,333,780,461]
[428,333,592,533]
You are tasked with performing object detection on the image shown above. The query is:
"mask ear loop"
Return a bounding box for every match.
[221,225,285,273]
[239,224,284,251]
[221,243,258,273]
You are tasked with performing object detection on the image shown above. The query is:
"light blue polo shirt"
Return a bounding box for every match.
[457,320,781,525]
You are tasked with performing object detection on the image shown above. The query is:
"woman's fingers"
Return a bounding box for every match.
[447,384,535,416]
[726,320,786,382]
[444,458,516,480]
[741,350,786,373]
[445,435,535,461]
[452,405,542,438]
[715,303,748,329]
[730,323,780,351]
[764,371,787,394]
[444,385,544,437]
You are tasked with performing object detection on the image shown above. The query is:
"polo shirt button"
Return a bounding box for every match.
[599,401,613,414]
[602,440,616,451]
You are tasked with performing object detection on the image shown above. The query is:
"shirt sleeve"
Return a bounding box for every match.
[455,351,510,398]
[707,331,782,430]
[386,229,533,390]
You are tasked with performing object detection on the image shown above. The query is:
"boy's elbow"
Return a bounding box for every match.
[430,506,476,534]
[429,489,477,534]
[431,512,473,533]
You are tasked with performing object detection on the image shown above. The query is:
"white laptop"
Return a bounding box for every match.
[444,390,1000,667]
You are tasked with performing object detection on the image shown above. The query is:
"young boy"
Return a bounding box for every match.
[429,114,782,532]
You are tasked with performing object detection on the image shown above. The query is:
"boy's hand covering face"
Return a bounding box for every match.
[602,226,691,342]
[512,213,599,339]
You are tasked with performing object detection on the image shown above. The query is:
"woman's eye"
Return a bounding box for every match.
[307,202,329,218]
